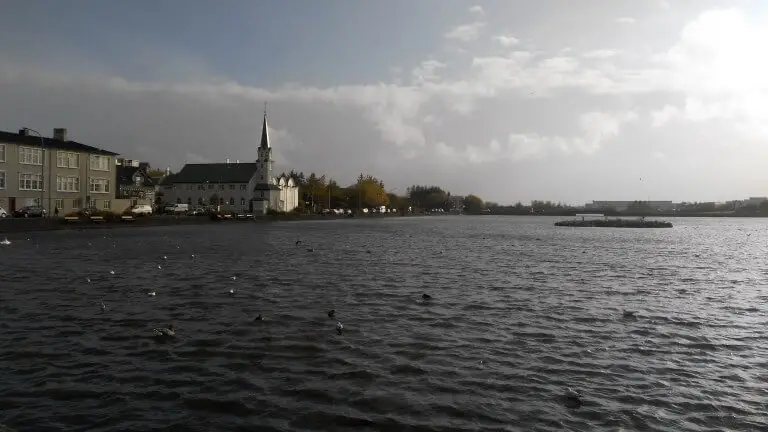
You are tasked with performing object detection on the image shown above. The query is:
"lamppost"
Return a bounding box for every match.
[22,127,46,215]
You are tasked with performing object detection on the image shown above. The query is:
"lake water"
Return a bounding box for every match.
[1,216,767,431]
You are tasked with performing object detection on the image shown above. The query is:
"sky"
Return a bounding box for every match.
[1,0,768,205]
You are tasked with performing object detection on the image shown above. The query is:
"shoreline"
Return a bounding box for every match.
[0,213,412,234]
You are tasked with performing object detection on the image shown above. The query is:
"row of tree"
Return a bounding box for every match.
[278,171,489,214]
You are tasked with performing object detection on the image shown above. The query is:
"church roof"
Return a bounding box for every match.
[260,108,270,149]
[253,183,281,191]
[161,162,257,184]
[116,165,155,187]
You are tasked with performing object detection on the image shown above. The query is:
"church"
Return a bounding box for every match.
[158,108,299,214]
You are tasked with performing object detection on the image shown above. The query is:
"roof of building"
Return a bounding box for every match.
[0,129,119,156]
[260,111,270,149]
[161,162,258,184]
[253,183,281,191]
[116,166,155,188]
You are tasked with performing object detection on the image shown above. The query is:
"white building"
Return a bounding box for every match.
[158,108,299,214]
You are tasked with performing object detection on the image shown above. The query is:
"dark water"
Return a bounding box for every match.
[1,216,767,431]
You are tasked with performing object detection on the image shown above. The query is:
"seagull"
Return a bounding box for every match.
[228,288,236,296]
[0,237,11,245]
[157,265,162,269]
[86,277,91,283]
[162,256,167,260]
[230,276,237,281]
[101,301,107,312]
[147,291,156,297]
[153,325,175,338]
[336,321,344,335]
[109,270,115,275]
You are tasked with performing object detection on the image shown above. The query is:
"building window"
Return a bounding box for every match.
[103,200,111,210]
[229,197,235,205]
[0,171,5,189]
[73,198,82,209]
[89,155,110,171]
[240,184,246,190]
[219,197,224,204]
[240,198,245,206]
[19,173,43,190]
[187,197,192,205]
[198,197,204,205]
[229,184,235,190]
[56,175,80,192]
[89,178,110,193]
[0,144,5,162]
[197,184,204,190]
[218,184,224,190]
[130,199,138,207]
[56,151,79,168]
[19,147,43,165]
[176,197,181,204]
[55,199,63,209]
[88,199,96,208]
[208,184,214,190]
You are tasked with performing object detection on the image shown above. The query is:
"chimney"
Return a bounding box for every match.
[226,158,230,165]
[18,128,29,136]
[53,128,68,141]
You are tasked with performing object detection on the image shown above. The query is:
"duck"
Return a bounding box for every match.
[153,325,175,337]
[422,293,432,300]
[254,314,263,321]
[562,388,583,408]
[328,309,335,318]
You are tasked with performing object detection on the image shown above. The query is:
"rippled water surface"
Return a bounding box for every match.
[2,216,768,431]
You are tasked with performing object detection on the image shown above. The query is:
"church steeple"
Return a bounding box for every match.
[260,102,270,149]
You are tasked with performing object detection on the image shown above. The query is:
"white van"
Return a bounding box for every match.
[130,204,153,215]
[163,203,189,214]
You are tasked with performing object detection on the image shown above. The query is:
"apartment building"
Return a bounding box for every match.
[0,128,119,214]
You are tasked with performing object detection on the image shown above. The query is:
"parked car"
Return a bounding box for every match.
[129,204,153,215]
[0,207,7,218]
[13,206,47,218]
[163,203,189,214]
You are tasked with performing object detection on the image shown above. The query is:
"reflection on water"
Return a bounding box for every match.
[1,216,767,431]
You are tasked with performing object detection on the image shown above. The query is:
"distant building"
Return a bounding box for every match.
[447,195,464,212]
[0,127,119,214]
[158,108,299,214]
[115,161,157,207]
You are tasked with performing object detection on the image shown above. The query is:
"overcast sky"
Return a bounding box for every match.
[1,0,767,204]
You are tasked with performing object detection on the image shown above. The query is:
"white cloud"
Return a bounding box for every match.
[582,49,621,59]
[468,5,484,16]
[616,17,636,24]
[434,110,638,164]
[493,35,520,47]
[444,21,486,41]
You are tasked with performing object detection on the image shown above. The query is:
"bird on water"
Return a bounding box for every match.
[153,325,175,338]
[422,293,432,300]
[328,309,335,318]
[336,322,344,335]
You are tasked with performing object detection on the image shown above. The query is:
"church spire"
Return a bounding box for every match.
[260,102,270,149]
